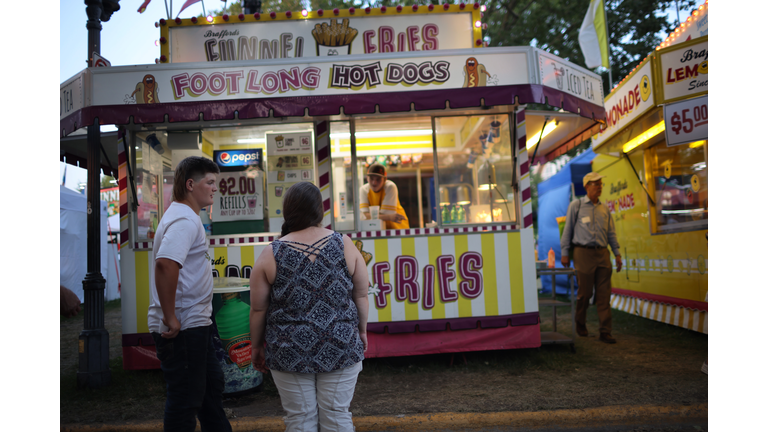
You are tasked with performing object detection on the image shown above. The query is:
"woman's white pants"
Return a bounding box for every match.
[271,361,362,432]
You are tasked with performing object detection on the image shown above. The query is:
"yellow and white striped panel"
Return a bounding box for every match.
[121,243,270,335]
[362,230,537,323]
[610,294,708,334]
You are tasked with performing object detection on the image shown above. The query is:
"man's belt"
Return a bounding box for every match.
[574,244,606,249]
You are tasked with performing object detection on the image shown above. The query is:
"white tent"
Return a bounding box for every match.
[60,185,120,302]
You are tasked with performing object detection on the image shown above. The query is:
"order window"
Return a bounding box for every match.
[646,140,708,233]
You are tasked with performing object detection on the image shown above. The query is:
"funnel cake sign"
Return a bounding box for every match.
[166,11,476,63]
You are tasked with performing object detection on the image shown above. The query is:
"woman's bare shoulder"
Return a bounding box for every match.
[279,226,334,243]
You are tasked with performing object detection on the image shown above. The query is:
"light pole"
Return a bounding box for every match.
[78,0,119,390]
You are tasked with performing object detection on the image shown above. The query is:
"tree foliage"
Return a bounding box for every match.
[482,0,698,95]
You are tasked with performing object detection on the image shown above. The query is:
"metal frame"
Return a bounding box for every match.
[431,110,517,228]
[536,267,577,353]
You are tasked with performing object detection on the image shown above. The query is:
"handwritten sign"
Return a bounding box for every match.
[211,171,264,222]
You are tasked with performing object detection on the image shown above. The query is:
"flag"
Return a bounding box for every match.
[177,0,203,16]
[137,0,152,13]
[578,0,610,69]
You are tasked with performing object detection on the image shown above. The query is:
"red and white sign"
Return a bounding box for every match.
[92,52,111,67]
[658,38,707,103]
[664,95,708,147]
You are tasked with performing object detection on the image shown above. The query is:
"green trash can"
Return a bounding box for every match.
[212,277,262,397]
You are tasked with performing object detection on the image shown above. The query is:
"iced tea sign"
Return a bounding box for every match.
[212,171,264,222]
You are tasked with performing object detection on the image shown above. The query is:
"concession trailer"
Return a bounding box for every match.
[59,4,606,371]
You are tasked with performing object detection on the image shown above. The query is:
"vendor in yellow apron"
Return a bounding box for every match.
[359,163,409,230]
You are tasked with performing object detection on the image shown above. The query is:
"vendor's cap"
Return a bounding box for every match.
[367,163,386,177]
[583,172,606,187]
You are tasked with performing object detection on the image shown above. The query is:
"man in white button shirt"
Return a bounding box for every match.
[561,172,622,344]
[148,156,232,432]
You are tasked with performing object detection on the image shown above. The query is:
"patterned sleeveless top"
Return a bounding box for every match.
[265,231,365,373]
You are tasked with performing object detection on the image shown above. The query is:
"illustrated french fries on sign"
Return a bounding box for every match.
[311,18,359,49]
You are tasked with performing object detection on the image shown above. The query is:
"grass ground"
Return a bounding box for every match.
[61,295,707,425]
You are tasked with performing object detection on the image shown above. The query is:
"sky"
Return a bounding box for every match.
[60,0,204,83]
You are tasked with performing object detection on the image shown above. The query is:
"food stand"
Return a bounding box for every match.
[59,4,606,370]
[590,3,708,333]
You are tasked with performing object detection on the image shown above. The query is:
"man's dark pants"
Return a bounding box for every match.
[573,247,613,335]
[152,324,232,432]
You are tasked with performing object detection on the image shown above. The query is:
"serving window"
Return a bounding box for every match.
[329,121,356,231]
[433,114,516,225]
[646,140,708,233]
[133,133,165,241]
[326,112,519,232]
[130,109,522,240]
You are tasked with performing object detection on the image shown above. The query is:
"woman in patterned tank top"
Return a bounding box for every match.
[249,182,370,432]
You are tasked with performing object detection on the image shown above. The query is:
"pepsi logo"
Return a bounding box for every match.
[218,152,231,164]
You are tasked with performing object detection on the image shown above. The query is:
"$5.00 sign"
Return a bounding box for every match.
[664,95,708,147]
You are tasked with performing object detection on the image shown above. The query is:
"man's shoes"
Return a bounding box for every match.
[599,333,617,344]
[576,323,588,337]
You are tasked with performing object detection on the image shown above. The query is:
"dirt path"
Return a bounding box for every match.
[61,303,707,424]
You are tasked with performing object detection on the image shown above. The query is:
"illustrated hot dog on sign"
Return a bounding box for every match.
[462,57,491,88]
[131,74,160,104]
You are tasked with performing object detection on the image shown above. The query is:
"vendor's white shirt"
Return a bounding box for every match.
[147,202,213,333]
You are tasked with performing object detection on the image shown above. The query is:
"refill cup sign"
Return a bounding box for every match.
[370,206,380,219]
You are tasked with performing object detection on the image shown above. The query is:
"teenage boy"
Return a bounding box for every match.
[148,156,232,432]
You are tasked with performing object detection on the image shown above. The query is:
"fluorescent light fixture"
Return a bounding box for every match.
[661,208,705,214]
[330,129,433,139]
[622,120,665,153]
[356,141,431,147]
[236,138,266,143]
[526,122,557,149]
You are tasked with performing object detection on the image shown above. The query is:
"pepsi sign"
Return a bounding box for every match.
[214,149,262,167]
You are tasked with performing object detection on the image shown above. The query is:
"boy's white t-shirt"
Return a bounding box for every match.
[147,202,213,333]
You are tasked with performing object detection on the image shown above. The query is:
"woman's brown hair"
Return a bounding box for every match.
[280,182,323,237]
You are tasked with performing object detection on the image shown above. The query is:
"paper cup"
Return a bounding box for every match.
[370,206,379,219]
